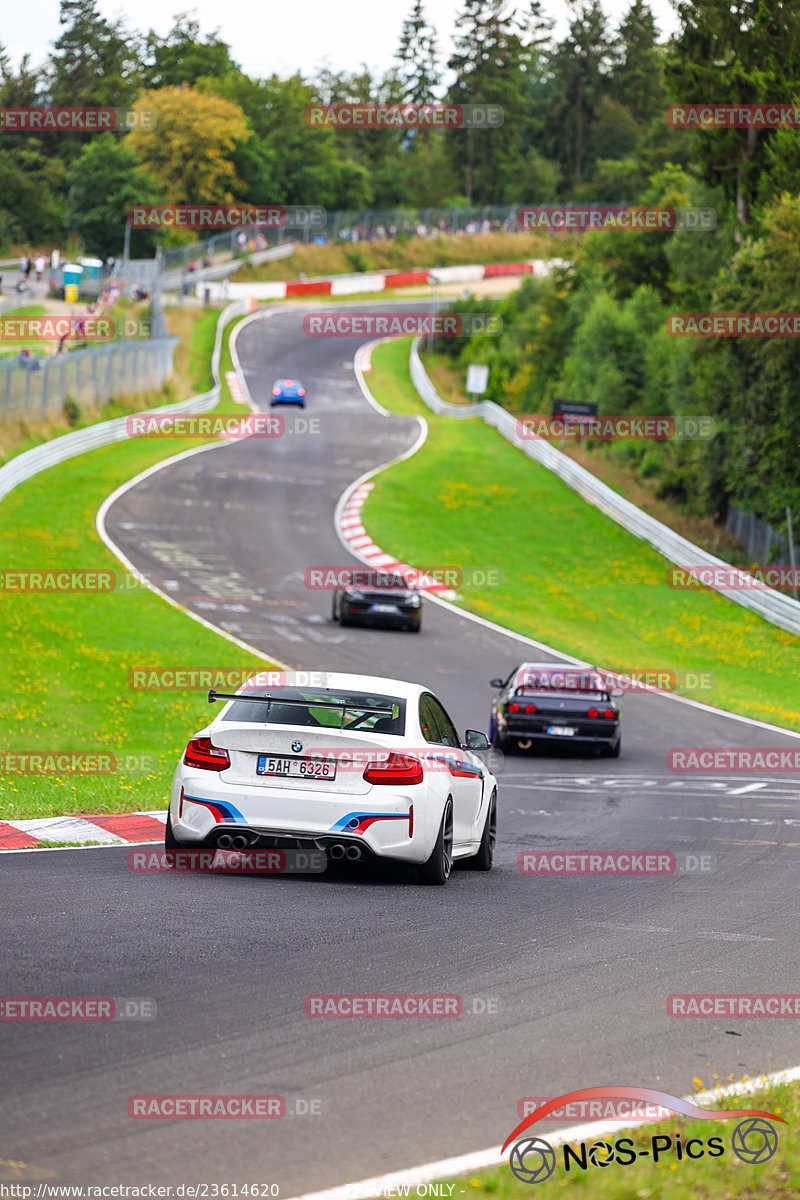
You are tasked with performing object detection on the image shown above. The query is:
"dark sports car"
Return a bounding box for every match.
[489,661,622,756]
[331,570,422,632]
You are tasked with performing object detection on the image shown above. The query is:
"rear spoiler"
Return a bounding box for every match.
[208,690,395,720]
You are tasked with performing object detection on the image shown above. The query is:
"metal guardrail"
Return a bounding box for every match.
[0,299,249,506]
[163,241,295,293]
[0,338,179,423]
[409,337,800,638]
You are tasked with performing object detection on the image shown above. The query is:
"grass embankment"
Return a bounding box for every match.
[0,307,279,821]
[231,231,557,282]
[462,1079,798,1199]
[363,338,800,729]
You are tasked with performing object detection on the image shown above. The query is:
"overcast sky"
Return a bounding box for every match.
[7,0,679,81]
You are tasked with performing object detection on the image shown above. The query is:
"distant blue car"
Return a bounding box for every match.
[270,378,306,408]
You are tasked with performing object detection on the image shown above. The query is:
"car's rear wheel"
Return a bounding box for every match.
[604,736,621,758]
[463,790,496,871]
[417,800,453,885]
[164,810,196,862]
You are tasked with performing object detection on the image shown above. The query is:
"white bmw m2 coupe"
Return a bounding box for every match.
[167,672,498,884]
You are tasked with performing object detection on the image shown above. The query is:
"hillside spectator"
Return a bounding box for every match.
[20,254,31,281]
[34,253,46,280]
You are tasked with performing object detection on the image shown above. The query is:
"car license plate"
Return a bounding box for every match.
[370,603,398,613]
[257,755,336,780]
[546,725,577,737]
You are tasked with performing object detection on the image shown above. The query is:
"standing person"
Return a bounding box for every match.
[20,253,30,282]
[35,253,46,281]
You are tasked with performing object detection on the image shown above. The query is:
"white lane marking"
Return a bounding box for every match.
[285,1067,800,1200]
[727,782,770,795]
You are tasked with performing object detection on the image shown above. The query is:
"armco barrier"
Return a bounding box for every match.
[0,300,249,506]
[408,337,800,638]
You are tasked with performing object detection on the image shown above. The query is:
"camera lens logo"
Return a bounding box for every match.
[731,1117,778,1164]
[587,1140,614,1167]
[508,1137,556,1184]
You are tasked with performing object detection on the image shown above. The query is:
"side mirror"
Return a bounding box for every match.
[463,729,490,751]
[490,678,504,688]
[611,690,624,698]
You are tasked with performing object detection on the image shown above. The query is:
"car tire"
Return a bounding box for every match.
[164,810,196,863]
[407,621,421,633]
[416,800,453,886]
[604,736,621,758]
[462,790,496,871]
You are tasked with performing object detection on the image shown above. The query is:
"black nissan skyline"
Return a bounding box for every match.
[489,661,622,756]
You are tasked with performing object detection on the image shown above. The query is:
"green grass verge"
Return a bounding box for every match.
[0,310,279,821]
[460,1079,797,1199]
[363,338,800,730]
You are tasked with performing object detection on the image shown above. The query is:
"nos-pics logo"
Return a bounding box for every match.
[503,1087,783,1184]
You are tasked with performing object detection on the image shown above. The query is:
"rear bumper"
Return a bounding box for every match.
[343,605,421,628]
[169,772,434,863]
[501,719,619,745]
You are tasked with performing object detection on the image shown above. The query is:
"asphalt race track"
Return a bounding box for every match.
[3,303,800,1192]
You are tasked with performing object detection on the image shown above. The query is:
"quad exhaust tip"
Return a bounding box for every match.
[345,845,362,861]
[217,832,250,850]
[329,843,346,860]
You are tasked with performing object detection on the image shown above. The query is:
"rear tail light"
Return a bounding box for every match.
[508,702,520,713]
[298,388,306,396]
[603,709,616,719]
[363,753,423,786]
[183,737,230,771]
[272,386,281,396]
[524,704,537,713]
[587,708,599,718]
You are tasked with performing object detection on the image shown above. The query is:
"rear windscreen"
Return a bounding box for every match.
[221,687,406,734]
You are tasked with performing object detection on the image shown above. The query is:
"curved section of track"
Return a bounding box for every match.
[4,303,800,1193]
